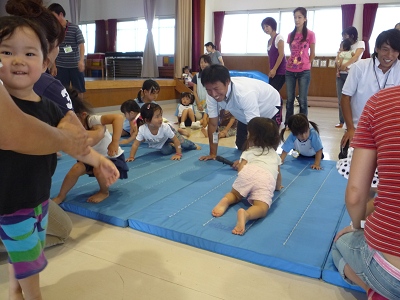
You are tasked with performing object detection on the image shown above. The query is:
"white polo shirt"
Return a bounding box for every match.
[342,58,400,128]
[206,77,281,124]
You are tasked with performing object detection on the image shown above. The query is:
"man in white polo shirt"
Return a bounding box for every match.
[340,29,400,156]
[199,65,281,161]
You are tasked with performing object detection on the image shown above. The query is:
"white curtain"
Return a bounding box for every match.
[175,0,192,78]
[69,0,81,24]
[141,0,159,77]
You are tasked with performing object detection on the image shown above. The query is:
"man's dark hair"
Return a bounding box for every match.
[204,42,216,49]
[201,64,230,86]
[374,29,400,59]
[48,3,66,17]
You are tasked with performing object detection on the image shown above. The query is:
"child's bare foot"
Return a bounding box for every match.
[212,197,231,217]
[232,208,248,235]
[201,127,208,138]
[87,191,109,203]
[52,195,65,205]
[195,144,201,150]
[178,128,190,137]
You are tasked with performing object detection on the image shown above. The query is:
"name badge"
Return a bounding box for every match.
[64,45,73,53]
[212,132,219,144]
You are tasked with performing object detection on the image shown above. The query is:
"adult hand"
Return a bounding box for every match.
[268,69,276,78]
[57,111,91,157]
[78,60,85,72]
[341,128,355,148]
[97,156,120,187]
[199,154,216,161]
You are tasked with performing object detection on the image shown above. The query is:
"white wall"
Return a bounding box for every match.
[41,0,174,21]
[204,0,399,47]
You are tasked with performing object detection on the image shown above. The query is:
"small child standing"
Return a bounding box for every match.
[53,89,129,204]
[177,92,201,129]
[212,117,282,235]
[0,16,119,300]
[120,99,142,144]
[127,103,200,162]
[336,38,355,76]
[182,66,193,86]
[280,113,324,170]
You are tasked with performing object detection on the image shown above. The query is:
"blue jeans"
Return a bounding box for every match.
[336,73,348,124]
[285,70,311,124]
[161,125,198,155]
[332,230,400,299]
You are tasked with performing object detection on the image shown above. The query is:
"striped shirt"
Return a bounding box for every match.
[352,85,400,257]
[56,21,85,68]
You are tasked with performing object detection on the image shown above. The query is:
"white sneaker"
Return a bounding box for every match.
[180,122,186,129]
[191,121,201,129]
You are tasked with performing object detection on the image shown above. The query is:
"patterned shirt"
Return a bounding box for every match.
[56,22,85,68]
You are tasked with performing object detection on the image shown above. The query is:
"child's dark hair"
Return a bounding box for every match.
[341,39,352,51]
[182,66,191,73]
[0,16,48,61]
[289,7,308,45]
[67,88,93,115]
[280,113,319,142]
[245,117,280,152]
[180,92,194,105]
[6,0,65,49]
[120,99,140,114]
[137,79,160,103]
[140,103,162,123]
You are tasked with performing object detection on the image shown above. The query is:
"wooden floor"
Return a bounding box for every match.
[0,104,365,300]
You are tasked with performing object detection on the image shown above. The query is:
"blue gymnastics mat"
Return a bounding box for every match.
[51,145,353,284]
[51,144,241,227]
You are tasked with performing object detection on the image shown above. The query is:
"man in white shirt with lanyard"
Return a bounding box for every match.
[340,29,400,152]
[199,65,281,161]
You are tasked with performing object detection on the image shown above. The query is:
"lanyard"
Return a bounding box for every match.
[373,56,392,90]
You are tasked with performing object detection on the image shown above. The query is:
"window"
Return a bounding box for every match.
[117,18,175,55]
[369,5,400,54]
[79,23,95,55]
[222,7,342,56]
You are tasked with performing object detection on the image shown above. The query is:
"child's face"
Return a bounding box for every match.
[147,109,163,128]
[143,88,159,102]
[199,58,209,71]
[124,111,138,122]
[184,68,190,74]
[181,96,191,106]
[0,27,47,98]
[296,129,310,142]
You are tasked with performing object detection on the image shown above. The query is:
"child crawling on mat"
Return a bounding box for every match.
[53,89,129,204]
[212,117,282,235]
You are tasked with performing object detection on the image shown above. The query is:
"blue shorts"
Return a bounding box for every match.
[56,67,86,93]
[0,200,49,279]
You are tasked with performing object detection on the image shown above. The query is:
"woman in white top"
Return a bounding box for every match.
[335,26,365,128]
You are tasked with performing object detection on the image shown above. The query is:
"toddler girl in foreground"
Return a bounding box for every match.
[212,117,282,235]
[280,113,324,170]
[127,103,200,161]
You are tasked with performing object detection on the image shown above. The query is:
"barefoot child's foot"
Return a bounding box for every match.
[232,208,249,235]
[87,191,109,203]
[212,197,231,217]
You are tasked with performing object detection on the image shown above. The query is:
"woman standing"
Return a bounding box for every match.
[335,26,365,128]
[285,7,315,126]
[261,17,287,92]
[205,42,224,65]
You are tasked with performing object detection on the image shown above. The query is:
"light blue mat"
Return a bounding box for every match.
[51,145,357,286]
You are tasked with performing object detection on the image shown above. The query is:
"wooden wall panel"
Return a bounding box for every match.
[223,55,337,99]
